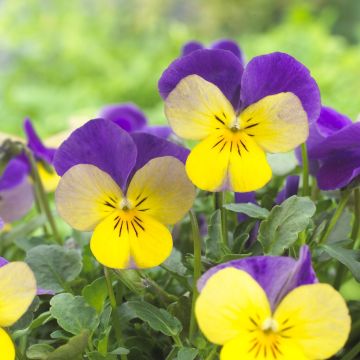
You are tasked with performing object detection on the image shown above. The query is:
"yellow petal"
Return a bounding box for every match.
[56,164,123,231]
[37,162,60,193]
[90,211,172,269]
[165,75,236,140]
[220,334,308,360]
[129,212,173,269]
[239,92,309,153]
[195,268,271,345]
[0,262,36,327]
[186,131,272,192]
[126,157,196,225]
[274,283,351,359]
[227,133,272,192]
[0,328,15,360]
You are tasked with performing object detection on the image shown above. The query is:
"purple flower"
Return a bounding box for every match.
[182,39,244,65]
[99,103,172,139]
[0,257,54,295]
[54,119,195,269]
[198,245,317,310]
[158,50,320,192]
[298,106,358,190]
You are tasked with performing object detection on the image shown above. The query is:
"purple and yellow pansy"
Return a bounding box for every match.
[54,119,196,269]
[159,50,321,192]
[196,247,350,359]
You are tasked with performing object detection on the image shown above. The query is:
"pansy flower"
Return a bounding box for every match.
[196,246,350,359]
[182,38,244,65]
[0,261,36,360]
[159,50,321,192]
[100,102,172,139]
[298,106,359,190]
[54,119,195,269]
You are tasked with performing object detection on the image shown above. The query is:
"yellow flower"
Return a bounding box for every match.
[196,268,351,360]
[56,156,196,269]
[0,262,37,360]
[165,75,309,192]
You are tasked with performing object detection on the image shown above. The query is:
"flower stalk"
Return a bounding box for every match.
[104,267,127,360]
[189,210,202,341]
[25,147,62,245]
[301,142,310,197]
[215,192,228,246]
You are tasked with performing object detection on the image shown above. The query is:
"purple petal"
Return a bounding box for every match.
[158,49,244,111]
[181,41,203,56]
[240,52,321,123]
[99,103,147,132]
[0,178,34,222]
[24,118,56,164]
[0,257,9,267]
[0,157,29,191]
[128,132,189,182]
[317,106,352,137]
[54,119,137,189]
[140,125,172,139]
[0,218,3,231]
[234,192,257,222]
[275,176,300,204]
[311,122,360,159]
[198,245,317,310]
[316,151,360,190]
[211,39,244,64]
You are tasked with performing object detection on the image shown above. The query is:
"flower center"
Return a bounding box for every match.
[119,198,133,211]
[261,317,278,334]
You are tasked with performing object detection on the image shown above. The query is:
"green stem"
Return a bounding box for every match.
[172,334,183,348]
[334,188,360,289]
[189,210,202,341]
[319,189,352,244]
[301,143,310,197]
[215,192,228,246]
[352,188,360,248]
[341,341,360,360]
[25,148,62,245]
[205,346,219,360]
[104,268,127,360]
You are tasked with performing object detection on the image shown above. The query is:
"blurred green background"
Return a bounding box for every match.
[1,0,360,138]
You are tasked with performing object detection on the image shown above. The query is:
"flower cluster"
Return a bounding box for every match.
[0,38,358,360]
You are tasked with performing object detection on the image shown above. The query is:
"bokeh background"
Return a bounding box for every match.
[1,0,360,138]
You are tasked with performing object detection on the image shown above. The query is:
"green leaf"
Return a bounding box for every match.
[26,344,54,359]
[82,277,108,314]
[176,348,198,360]
[50,294,99,335]
[223,203,270,219]
[47,331,89,360]
[258,196,316,255]
[26,245,82,293]
[123,300,182,336]
[206,210,226,260]
[321,244,360,281]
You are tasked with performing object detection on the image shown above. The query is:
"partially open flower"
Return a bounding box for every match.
[54,119,195,269]
[196,247,350,359]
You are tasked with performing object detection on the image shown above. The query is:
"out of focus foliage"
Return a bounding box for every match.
[0,0,359,136]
